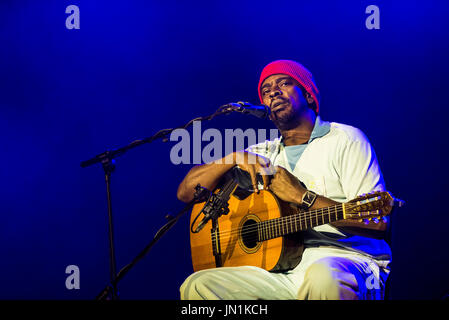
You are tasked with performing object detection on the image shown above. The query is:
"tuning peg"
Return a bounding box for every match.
[371,218,379,224]
[395,198,405,207]
[382,216,388,223]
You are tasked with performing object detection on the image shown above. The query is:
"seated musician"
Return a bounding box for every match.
[177,60,391,300]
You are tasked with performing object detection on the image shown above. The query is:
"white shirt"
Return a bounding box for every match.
[246,116,391,261]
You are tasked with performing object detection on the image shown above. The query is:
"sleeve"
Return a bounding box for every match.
[245,140,270,157]
[337,129,386,201]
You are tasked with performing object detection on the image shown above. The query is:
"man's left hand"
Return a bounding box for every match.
[268,166,306,204]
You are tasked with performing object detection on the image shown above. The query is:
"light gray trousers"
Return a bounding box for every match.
[180,247,389,300]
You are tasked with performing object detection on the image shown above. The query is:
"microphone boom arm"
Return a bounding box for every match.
[222,101,271,119]
[80,101,260,299]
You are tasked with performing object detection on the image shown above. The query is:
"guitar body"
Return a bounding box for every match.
[190,189,304,272]
[190,168,400,273]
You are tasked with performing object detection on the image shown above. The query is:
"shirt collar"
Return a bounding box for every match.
[309,115,331,142]
[280,115,330,146]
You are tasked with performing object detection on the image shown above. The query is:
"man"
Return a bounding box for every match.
[177,60,391,300]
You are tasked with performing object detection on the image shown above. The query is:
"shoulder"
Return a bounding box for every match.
[328,121,370,144]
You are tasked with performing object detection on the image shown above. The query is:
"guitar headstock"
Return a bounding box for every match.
[344,191,404,222]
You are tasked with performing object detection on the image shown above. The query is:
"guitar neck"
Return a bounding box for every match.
[258,203,346,241]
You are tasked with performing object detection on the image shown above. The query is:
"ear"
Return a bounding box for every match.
[305,92,314,104]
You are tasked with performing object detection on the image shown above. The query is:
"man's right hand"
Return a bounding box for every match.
[177,151,274,203]
[231,151,274,193]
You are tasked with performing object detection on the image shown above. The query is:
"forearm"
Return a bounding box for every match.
[315,195,387,236]
[293,189,388,237]
[177,153,236,203]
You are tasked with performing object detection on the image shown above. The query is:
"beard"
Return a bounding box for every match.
[270,104,302,131]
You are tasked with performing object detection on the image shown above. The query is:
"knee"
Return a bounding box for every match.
[298,258,358,300]
[180,270,218,300]
[303,261,339,296]
[179,274,190,300]
[180,272,202,300]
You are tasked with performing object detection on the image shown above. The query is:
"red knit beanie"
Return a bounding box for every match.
[258,60,320,113]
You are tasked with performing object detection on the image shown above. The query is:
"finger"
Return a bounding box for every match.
[262,172,269,190]
[249,166,259,193]
[268,176,276,192]
[256,163,270,190]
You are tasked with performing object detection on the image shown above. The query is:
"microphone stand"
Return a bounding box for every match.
[95,185,210,300]
[80,104,235,300]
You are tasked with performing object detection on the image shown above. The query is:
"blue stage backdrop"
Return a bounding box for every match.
[0,0,448,299]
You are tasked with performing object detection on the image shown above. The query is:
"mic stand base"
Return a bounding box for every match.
[102,158,119,300]
[95,185,209,300]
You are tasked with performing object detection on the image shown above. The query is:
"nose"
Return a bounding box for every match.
[269,89,282,99]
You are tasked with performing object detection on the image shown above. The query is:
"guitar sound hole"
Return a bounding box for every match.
[241,219,259,249]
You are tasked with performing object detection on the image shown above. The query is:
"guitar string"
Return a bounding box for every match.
[204,185,379,238]
[210,201,385,243]
[199,192,385,241]
[208,202,368,242]
[212,207,344,241]
[210,207,348,244]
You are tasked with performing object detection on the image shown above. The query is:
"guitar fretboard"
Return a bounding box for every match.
[257,204,345,241]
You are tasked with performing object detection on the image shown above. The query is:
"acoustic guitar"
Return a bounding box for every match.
[190,170,403,272]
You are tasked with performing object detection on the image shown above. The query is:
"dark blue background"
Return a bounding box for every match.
[1,0,448,299]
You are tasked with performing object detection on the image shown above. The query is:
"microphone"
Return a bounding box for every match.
[194,213,211,233]
[224,101,271,119]
[193,192,231,233]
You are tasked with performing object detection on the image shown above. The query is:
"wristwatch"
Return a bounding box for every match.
[299,190,317,210]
